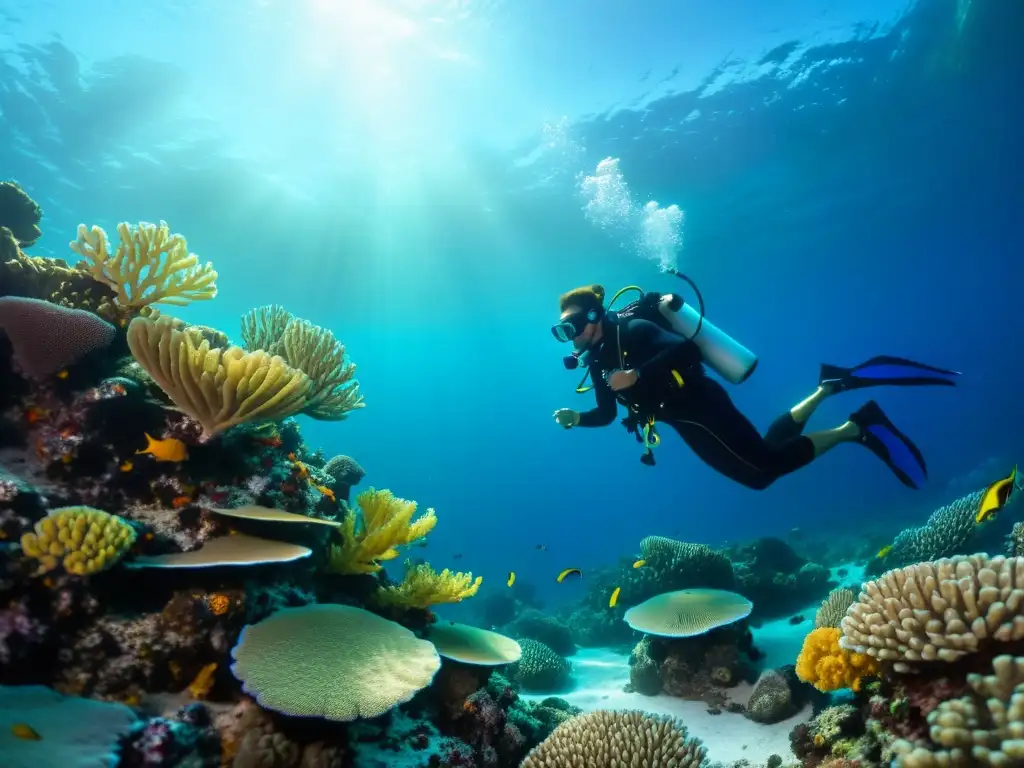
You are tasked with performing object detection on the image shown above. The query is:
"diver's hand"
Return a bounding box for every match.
[608,369,639,391]
[553,408,580,429]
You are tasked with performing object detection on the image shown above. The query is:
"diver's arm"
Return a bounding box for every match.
[577,368,617,427]
[627,319,703,378]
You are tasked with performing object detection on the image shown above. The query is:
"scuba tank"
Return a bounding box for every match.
[567,270,757,389]
[655,293,757,384]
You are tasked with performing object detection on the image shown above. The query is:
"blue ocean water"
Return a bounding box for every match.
[1,0,1021,622]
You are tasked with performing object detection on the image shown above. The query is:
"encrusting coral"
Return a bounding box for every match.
[0,180,43,245]
[796,626,880,692]
[327,487,437,574]
[70,220,218,313]
[20,506,137,576]
[374,561,482,609]
[126,313,313,440]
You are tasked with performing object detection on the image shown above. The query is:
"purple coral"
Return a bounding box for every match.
[0,296,116,379]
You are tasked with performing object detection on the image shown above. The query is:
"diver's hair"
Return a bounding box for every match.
[559,284,606,314]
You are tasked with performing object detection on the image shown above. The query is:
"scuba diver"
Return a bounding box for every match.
[551,282,959,491]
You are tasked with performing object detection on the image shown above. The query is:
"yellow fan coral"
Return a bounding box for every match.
[327,488,437,575]
[20,507,136,576]
[796,626,879,692]
[71,221,217,312]
[374,562,483,609]
[127,314,311,440]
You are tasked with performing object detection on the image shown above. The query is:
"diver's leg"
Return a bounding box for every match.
[665,379,823,490]
[763,385,831,444]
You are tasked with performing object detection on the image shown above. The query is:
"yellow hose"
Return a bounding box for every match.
[575,285,645,393]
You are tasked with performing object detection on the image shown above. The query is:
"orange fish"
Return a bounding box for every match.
[25,407,49,424]
[172,496,193,509]
[119,460,134,472]
[111,384,126,395]
[136,433,189,462]
[315,485,336,502]
[56,370,69,380]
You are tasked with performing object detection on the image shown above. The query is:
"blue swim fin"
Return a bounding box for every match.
[820,355,960,393]
[850,400,927,489]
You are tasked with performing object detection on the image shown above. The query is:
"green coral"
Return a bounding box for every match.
[510,639,571,692]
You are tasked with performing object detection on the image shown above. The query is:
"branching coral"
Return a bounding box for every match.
[815,587,856,629]
[240,305,364,421]
[70,221,217,312]
[796,627,879,692]
[126,314,312,440]
[374,562,482,609]
[327,488,437,574]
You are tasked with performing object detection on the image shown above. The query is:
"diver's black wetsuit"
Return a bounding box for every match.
[578,317,815,490]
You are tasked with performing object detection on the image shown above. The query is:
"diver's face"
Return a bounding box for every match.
[560,305,600,350]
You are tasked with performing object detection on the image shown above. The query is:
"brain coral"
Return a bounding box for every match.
[230,604,440,721]
[891,654,1024,766]
[512,639,572,692]
[0,297,116,379]
[841,554,1024,672]
[520,710,706,768]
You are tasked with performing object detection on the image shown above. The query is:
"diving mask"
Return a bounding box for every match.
[551,308,600,343]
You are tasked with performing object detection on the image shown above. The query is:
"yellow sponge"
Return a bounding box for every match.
[796,626,879,692]
[21,507,136,576]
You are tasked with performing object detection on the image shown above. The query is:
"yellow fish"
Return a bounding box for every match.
[119,460,134,472]
[11,722,41,740]
[976,466,1019,524]
[188,662,218,699]
[632,559,646,569]
[136,433,189,462]
[507,571,516,587]
[609,586,621,608]
[876,544,893,559]
[56,370,69,380]
[556,568,582,583]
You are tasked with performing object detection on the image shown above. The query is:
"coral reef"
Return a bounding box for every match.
[628,622,761,707]
[724,537,834,619]
[0,181,43,246]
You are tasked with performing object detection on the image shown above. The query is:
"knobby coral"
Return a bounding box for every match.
[892,654,1024,766]
[126,314,312,440]
[20,506,136,576]
[840,554,1024,672]
[796,627,879,692]
[327,487,436,575]
[374,562,482,609]
[70,221,217,312]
